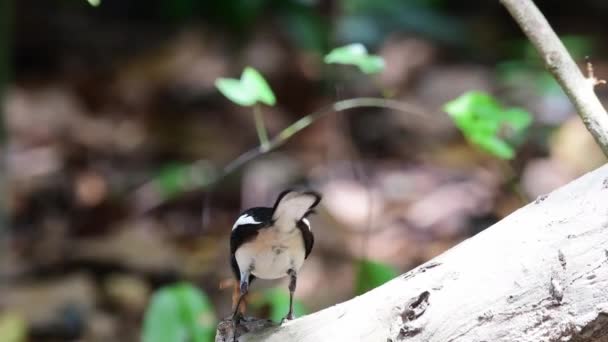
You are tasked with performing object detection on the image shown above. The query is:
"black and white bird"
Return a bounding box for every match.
[230,189,321,322]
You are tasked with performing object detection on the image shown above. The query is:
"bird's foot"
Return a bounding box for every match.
[280,313,295,325]
[231,314,243,342]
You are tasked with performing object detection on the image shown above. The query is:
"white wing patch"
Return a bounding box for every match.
[232,214,261,230]
[302,218,311,231]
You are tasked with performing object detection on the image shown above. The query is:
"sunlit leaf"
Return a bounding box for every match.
[215,78,258,107]
[355,259,398,295]
[143,283,216,342]
[241,67,276,106]
[472,134,514,159]
[443,91,532,159]
[324,43,385,74]
[250,288,308,322]
[215,67,276,107]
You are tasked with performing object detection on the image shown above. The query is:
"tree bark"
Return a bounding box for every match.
[217,163,608,341]
[500,0,608,157]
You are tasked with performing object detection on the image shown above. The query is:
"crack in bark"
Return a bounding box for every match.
[535,194,549,204]
[395,291,431,339]
[558,250,567,269]
[401,262,443,282]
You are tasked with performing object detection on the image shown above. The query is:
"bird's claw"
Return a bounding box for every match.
[281,313,295,324]
[231,314,243,342]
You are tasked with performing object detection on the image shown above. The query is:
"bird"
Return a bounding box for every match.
[229,189,321,323]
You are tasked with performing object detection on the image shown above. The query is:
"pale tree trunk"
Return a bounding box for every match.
[217,163,608,341]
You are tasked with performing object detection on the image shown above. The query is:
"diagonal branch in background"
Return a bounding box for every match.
[500,0,608,157]
[223,98,431,175]
[132,98,433,213]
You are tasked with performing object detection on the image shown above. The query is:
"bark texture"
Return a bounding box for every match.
[500,0,608,157]
[217,163,608,341]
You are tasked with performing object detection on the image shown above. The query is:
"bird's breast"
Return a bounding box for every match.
[235,228,305,279]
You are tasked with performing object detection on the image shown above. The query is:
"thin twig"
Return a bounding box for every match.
[500,0,608,157]
[135,97,434,215]
[219,97,432,184]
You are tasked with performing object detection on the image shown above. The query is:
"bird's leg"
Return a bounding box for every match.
[232,271,250,320]
[231,271,250,342]
[282,269,297,323]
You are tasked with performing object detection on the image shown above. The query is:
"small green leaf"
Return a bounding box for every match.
[215,67,276,107]
[443,91,532,159]
[250,288,308,322]
[241,67,276,106]
[143,283,216,342]
[357,56,385,74]
[324,43,385,74]
[215,78,258,106]
[87,0,101,7]
[472,134,514,159]
[355,259,398,295]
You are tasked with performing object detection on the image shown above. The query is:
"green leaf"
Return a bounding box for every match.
[215,78,258,106]
[472,134,514,159]
[324,43,385,74]
[215,67,276,107]
[241,67,276,106]
[443,91,532,159]
[87,0,101,6]
[143,283,216,342]
[250,288,308,322]
[355,259,398,295]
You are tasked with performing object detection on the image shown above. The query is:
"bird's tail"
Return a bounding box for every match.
[272,190,321,231]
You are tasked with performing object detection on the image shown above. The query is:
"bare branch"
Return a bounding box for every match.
[500,0,608,157]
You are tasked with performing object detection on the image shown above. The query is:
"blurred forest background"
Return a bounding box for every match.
[1,0,608,341]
